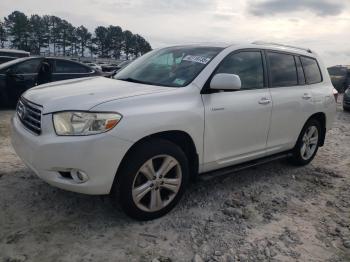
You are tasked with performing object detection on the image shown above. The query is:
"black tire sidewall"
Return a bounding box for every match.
[290,119,321,166]
[114,138,189,220]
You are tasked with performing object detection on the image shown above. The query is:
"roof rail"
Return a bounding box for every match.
[252,41,312,54]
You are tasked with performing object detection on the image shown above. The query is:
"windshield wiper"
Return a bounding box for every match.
[117,77,150,85]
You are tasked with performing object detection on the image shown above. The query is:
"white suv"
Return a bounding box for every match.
[11,42,336,220]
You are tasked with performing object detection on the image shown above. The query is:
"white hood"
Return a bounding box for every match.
[23,77,172,114]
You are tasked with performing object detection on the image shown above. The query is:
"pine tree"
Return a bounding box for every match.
[29,14,49,55]
[1,11,152,58]
[4,11,31,51]
[0,20,7,48]
[76,26,91,57]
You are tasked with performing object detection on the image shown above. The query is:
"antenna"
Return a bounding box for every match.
[252,41,312,53]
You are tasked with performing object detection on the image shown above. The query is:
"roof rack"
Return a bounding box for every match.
[252,41,312,54]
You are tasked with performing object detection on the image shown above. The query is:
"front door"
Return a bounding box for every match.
[202,50,272,171]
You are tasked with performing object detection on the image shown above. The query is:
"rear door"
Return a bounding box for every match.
[202,50,272,171]
[265,51,314,153]
[51,59,96,81]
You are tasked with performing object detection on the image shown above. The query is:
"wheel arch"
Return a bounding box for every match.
[112,130,199,191]
[305,112,327,147]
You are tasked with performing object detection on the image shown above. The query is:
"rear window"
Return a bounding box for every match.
[268,52,298,87]
[300,57,322,84]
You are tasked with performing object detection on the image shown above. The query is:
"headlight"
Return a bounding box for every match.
[53,111,122,136]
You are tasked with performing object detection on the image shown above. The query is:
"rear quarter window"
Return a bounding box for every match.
[300,57,322,84]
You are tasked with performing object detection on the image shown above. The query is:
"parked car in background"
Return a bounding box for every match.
[0,48,31,65]
[0,48,30,58]
[343,86,350,111]
[11,42,336,220]
[101,63,120,72]
[0,57,105,107]
[85,62,102,71]
[0,56,17,64]
[115,60,132,72]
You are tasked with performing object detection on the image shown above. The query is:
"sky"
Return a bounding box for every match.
[1,0,350,66]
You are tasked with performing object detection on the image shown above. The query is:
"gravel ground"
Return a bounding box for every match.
[0,99,349,262]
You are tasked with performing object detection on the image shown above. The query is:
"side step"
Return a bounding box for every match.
[199,152,292,181]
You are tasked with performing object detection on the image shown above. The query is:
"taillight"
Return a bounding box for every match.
[332,88,338,102]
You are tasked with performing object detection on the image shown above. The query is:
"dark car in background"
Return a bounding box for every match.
[0,56,17,64]
[343,87,350,112]
[0,48,30,65]
[115,60,132,72]
[101,63,119,72]
[0,57,105,107]
[99,60,132,72]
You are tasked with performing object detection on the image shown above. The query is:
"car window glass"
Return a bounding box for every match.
[268,52,298,87]
[55,60,90,73]
[215,51,264,90]
[300,57,322,84]
[295,56,305,85]
[115,47,223,87]
[13,59,41,74]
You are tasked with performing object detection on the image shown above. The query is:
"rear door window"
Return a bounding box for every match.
[268,52,298,87]
[54,60,91,74]
[300,57,322,84]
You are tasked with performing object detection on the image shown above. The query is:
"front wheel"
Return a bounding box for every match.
[289,119,321,166]
[113,138,189,220]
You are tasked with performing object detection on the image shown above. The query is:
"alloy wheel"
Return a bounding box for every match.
[132,155,182,212]
[300,125,319,160]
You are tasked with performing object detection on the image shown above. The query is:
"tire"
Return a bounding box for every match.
[289,119,321,166]
[112,138,189,220]
[344,106,350,112]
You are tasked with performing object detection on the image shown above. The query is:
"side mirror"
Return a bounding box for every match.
[210,73,241,91]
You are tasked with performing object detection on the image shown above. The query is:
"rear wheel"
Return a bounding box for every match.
[113,138,189,220]
[289,119,321,166]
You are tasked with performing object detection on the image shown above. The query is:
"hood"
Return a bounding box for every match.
[23,77,172,114]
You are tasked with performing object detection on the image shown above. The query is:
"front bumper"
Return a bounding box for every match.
[11,113,132,195]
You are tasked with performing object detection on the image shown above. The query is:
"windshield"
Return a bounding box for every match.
[114,46,223,87]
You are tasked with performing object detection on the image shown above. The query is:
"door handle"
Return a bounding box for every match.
[302,93,312,100]
[258,97,271,105]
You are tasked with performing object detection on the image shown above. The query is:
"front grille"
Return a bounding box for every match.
[16,97,42,135]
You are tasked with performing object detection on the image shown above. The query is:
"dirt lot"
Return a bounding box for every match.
[0,100,349,262]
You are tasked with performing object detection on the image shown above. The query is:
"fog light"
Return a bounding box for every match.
[71,169,89,183]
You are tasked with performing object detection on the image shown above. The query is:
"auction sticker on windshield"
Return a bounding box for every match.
[182,55,211,64]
